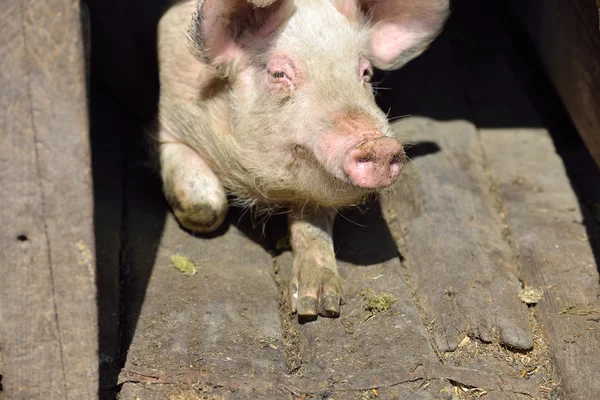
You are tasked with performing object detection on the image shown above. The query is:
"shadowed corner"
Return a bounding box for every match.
[90,75,167,398]
[85,0,166,397]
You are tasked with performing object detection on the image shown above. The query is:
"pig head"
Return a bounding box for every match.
[157,0,449,317]
[159,0,449,210]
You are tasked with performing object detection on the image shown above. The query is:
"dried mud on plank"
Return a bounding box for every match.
[117,189,544,398]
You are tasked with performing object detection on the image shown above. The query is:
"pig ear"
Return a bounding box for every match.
[361,0,450,70]
[190,0,292,66]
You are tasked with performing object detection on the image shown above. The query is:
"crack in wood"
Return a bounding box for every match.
[119,362,540,397]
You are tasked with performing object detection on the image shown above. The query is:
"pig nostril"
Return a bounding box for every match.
[390,154,403,165]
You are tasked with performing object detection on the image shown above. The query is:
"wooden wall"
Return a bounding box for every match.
[0,1,98,398]
[511,0,600,168]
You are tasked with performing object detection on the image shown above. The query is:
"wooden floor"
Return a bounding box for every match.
[85,3,600,400]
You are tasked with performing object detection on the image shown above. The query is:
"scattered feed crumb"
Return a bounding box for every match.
[361,289,398,322]
[363,290,398,313]
[447,311,559,399]
[560,304,598,316]
[518,286,544,305]
[458,335,471,348]
[171,255,197,276]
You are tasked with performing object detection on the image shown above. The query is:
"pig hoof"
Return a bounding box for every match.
[172,202,227,233]
[290,267,342,319]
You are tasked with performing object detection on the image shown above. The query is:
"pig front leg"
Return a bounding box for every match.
[289,209,342,318]
[159,140,228,233]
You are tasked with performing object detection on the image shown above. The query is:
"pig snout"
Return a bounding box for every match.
[343,137,405,189]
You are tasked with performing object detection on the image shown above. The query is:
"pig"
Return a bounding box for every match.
[156,0,449,318]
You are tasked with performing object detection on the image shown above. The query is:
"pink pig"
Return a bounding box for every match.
[157,0,449,318]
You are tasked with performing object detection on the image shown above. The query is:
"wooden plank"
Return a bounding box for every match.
[117,160,289,398]
[511,0,600,168]
[0,3,65,396]
[382,115,533,352]
[378,35,533,354]
[449,7,600,398]
[0,1,97,399]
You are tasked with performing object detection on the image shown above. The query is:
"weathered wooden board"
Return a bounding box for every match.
[449,6,600,398]
[511,0,600,168]
[382,115,533,352]
[117,160,289,398]
[0,1,97,399]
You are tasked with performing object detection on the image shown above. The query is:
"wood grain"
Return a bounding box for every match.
[0,1,97,398]
[379,36,533,353]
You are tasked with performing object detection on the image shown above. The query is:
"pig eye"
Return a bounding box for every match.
[271,71,287,79]
[266,55,297,92]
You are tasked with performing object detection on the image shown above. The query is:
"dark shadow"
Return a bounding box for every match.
[405,141,441,160]
[116,136,167,377]
[334,200,403,265]
[89,78,129,398]
[86,0,168,398]
[90,78,168,398]
[452,0,599,273]
[183,201,275,251]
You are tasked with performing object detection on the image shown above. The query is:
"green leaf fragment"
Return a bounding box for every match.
[171,255,197,276]
[366,293,398,313]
